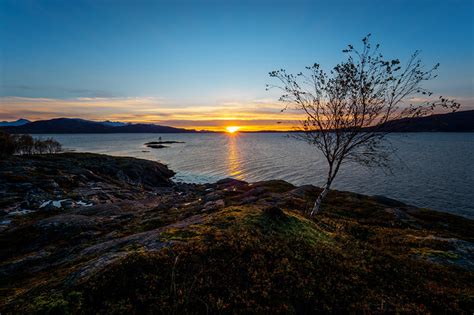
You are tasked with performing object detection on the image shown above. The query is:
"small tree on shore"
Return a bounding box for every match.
[17,134,35,155]
[0,131,62,157]
[43,138,62,154]
[268,35,460,217]
[0,131,17,158]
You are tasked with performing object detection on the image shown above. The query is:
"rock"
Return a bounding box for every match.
[238,196,259,205]
[144,141,185,145]
[77,200,93,207]
[7,209,35,216]
[250,180,295,193]
[204,191,225,202]
[203,199,225,211]
[288,185,318,198]
[35,214,98,236]
[216,178,247,188]
[52,199,68,208]
[240,187,267,198]
[372,195,407,207]
[147,144,168,149]
[384,207,414,221]
[1,153,473,314]
[0,153,176,213]
[66,252,129,285]
[62,200,74,209]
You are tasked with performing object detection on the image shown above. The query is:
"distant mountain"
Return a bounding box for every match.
[1,118,196,133]
[2,110,472,134]
[376,110,474,132]
[253,110,474,133]
[0,118,31,127]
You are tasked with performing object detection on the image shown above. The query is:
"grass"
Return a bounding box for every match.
[45,205,471,313]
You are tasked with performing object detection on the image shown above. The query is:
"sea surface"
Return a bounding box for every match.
[34,133,474,218]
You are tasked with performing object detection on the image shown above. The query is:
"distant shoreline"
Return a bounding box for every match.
[2,110,474,133]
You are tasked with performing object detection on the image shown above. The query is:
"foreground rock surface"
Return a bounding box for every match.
[0,153,473,313]
[0,153,175,219]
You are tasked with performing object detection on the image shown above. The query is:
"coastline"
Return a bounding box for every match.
[1,153,473,313]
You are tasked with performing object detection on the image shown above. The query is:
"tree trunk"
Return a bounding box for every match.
[310,181,331,217]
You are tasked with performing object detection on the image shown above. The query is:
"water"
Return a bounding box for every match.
[34,133,474,218]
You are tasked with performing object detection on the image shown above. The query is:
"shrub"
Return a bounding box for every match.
[0,131,62,157]
[42,138,63,154]
[0,131,17,157]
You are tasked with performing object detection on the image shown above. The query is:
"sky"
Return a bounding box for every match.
[0,0,473,131]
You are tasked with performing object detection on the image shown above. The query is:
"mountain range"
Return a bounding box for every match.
[0,110,473,133]
[0,119,31,127]
[375,110,474,132]
[0,118,197,133]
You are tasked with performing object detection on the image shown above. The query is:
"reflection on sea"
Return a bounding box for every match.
[226,133,243,179]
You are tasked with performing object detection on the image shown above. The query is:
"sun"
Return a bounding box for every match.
[226,126,240,133]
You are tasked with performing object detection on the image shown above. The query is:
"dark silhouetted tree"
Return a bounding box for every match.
[0,132,62,157]
[0,131,17,158]
[268,34,460,216]
[43,138,62,154]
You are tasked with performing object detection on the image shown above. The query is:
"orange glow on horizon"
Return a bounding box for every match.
[0,96,307,132]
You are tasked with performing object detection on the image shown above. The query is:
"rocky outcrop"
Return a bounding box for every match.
[0,154,473,313]
[0,153,175,217]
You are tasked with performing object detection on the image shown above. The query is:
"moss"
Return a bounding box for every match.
[248,209,331,246]
[27,291,83,315]
[162,229,199,240]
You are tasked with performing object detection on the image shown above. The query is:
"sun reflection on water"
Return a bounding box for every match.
[227,134,243,179]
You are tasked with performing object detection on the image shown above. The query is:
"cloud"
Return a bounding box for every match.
[0,96,301,130]
[2,95,470,131]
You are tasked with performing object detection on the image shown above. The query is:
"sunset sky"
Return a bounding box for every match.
[1,0,473,131]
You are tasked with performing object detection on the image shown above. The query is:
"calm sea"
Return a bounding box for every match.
[34,133,474,219]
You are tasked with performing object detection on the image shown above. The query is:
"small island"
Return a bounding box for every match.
[145,140,186,149]
[1,153,472,313]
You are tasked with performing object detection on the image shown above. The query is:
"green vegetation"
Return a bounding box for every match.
[69,203,473,313]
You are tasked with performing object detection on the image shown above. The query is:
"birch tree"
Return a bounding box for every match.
[268,34,460,216]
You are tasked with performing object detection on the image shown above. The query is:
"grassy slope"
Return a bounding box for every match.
[12,181,472,314]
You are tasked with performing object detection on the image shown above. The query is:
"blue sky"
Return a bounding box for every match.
[0,0,473,129]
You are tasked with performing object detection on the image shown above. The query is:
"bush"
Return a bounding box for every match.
[0,131,17,157]
[17,134,35,155]
[0,131,62,157]
[42,138,62,154]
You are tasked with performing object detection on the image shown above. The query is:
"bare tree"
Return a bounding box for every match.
[43,138,62,154]
[268,34,460,217]
[0,132,62,157]
[17,134,35,155]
